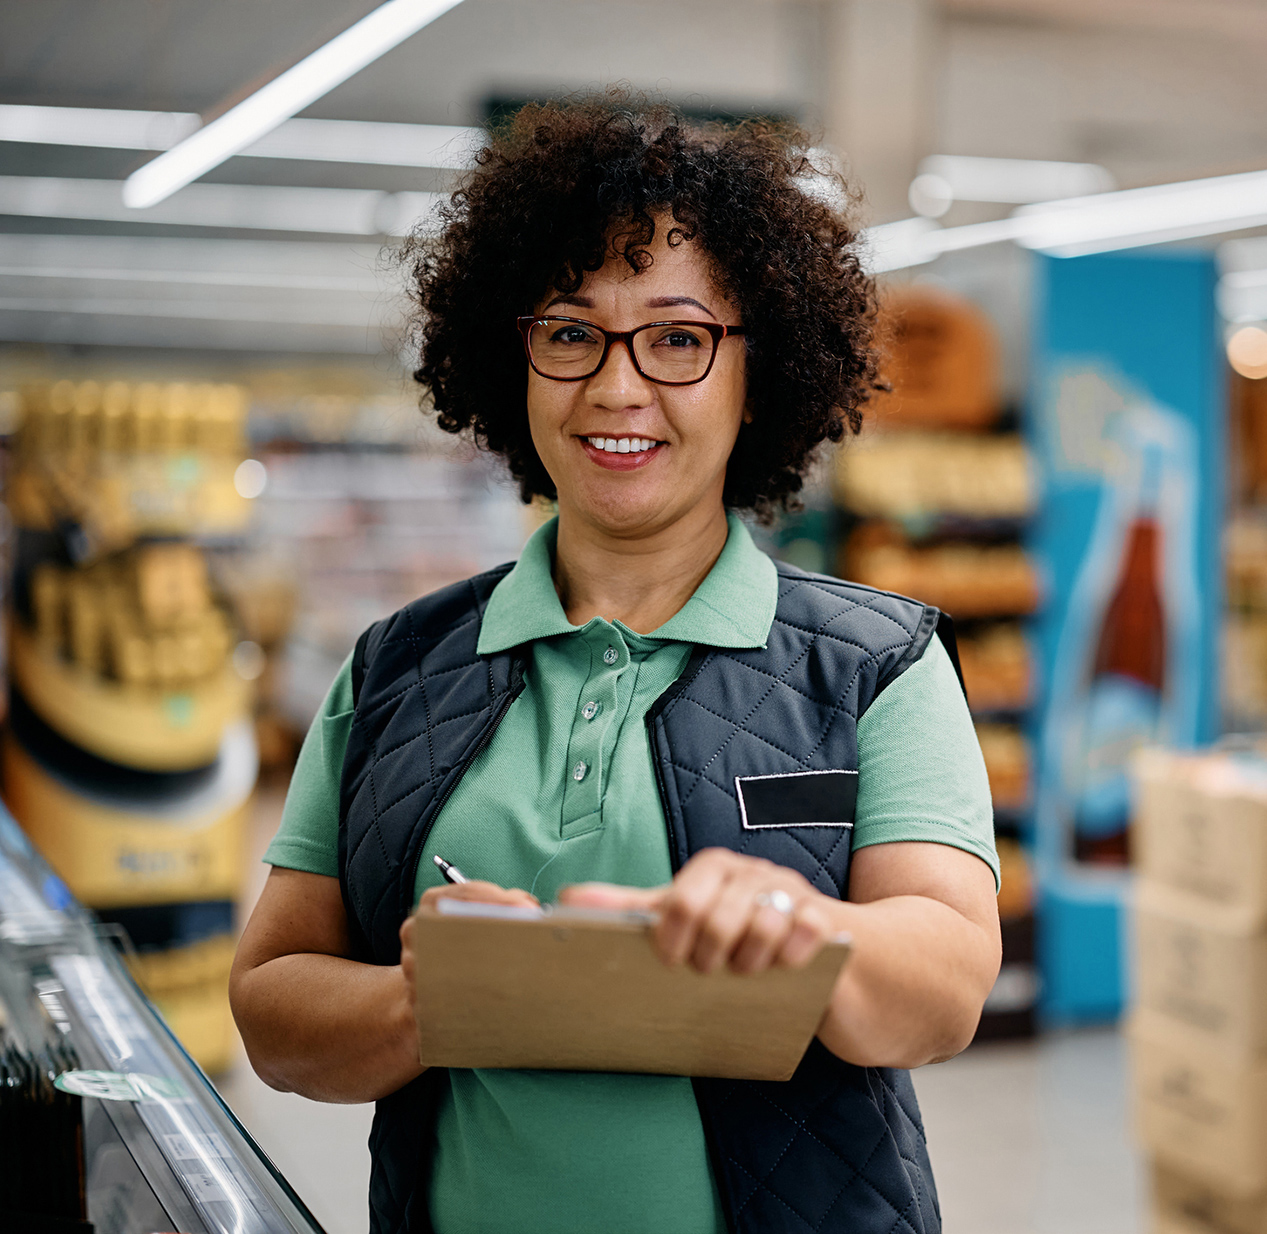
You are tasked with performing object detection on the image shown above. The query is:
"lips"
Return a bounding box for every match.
[578,435,665,471]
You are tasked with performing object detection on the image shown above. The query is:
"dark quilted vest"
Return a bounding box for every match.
[339,559,956,1234]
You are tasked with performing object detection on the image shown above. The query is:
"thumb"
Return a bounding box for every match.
[557,882,667,910]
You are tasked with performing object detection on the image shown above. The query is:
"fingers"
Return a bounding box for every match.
[398,916,416,984]
[556,882,666,911]
[729,897,799,974]
[691,869,814,974]
[656,850,734,967]
[655,849,835,975]
[416,880,539,912]
[400,856,838,978]
[776,900,837,968]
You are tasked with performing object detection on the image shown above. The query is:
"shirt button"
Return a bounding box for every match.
[572,761,589,782]
[581,700,601,721]
[603,647,619,665]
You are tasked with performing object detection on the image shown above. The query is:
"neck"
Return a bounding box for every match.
[553,501,731,634]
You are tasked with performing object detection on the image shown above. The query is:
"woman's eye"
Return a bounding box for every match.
[657,330,702,349]
[550,326,596,345]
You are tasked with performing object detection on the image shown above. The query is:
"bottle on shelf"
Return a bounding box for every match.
[1072,447,1166,866]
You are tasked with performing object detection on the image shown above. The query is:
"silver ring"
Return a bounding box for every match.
[755,889,795,916]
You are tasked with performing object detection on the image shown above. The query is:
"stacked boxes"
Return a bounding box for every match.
[1132,748,1267,1232]
[2,379,258,1074]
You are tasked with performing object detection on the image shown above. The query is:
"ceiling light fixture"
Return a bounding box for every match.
[0,104,198,151]
[910,155,1115,216]
[1217,236,1267,324]
[0,175,441,236]
[872,167,1267,271]
[1013,168,1267,257]
[0,104,480,171]
[122,0,466,209]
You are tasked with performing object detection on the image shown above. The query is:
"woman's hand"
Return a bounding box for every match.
[562,842,1002,1070]
[558,848,840,975]
[399,880,539,992]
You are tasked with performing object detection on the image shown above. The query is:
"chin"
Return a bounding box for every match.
[571,486,675,537]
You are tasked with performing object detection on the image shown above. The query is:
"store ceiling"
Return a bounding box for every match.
[2,2,385,113]
[2,0,1265,356]
[943,0,1267,41]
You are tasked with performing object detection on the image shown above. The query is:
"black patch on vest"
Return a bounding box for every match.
[734,769,857,830]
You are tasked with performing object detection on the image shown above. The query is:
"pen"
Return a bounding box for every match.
[433,854,469,885]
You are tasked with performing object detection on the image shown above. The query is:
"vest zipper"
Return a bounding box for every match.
[405,663,527,907]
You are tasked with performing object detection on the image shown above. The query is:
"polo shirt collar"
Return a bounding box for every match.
[477,512,777,654]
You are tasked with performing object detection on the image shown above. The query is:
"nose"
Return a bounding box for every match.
[586,336,653,408]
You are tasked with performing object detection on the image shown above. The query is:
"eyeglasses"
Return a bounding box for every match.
[516,315,746,386]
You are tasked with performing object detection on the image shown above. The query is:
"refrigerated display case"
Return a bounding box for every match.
[0,802,325,1234]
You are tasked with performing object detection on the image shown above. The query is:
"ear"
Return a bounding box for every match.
[742,405,755,425]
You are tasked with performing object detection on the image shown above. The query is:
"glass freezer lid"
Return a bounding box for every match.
[0,805,327,1234]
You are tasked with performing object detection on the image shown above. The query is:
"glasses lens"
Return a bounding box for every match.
[633,323,714,383]
[529,319,605,378]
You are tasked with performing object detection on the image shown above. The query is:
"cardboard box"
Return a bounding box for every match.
[1135,750,1267,926]
[1156,1214,1233,1234]
[1130,1011,1267,1196]
[1154,1160,1267,1234]
[1135,881,1267,1061]
[1155,1213,1236,1234]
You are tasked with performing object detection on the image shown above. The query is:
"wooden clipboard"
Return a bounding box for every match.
[410,902,851,1082]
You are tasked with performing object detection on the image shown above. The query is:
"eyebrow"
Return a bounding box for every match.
[542,293,718,320]
[646,296,717,320]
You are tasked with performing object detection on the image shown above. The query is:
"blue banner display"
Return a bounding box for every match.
[1028,250,1224,1021]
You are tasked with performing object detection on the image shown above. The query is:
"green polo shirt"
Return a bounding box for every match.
[265,514,997,1234]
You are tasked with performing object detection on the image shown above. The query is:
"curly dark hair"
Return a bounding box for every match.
[402,93,880,517]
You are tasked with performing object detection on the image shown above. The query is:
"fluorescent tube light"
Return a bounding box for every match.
[860,217,940,274]
[915,155,1114,211]
[0,176,442,236]
[0,104,481,171]
[0,233,383,292]
[123,0,466,208]
[0,295,379,327]
[1219,235,1267,275]
[0,104,199,150]
[1218,275,1267,325]
[870,168,1267,272]
[1013,168,1267,256]
[0,234,402,352]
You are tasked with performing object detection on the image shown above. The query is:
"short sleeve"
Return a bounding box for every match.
[853,634,1000,890]
[262,653,355,877]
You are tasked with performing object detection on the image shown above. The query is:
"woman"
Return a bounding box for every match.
[230,97,1001,1234]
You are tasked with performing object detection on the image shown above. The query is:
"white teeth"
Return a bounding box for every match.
[585,436,660,453]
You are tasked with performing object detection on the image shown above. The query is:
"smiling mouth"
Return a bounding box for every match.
[580,436,664,454]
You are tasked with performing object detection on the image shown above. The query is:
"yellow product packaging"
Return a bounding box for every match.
[1,722,255,909]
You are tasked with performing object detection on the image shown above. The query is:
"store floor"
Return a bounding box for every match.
[218,789,1146,1234]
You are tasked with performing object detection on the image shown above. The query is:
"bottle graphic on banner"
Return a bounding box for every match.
[1072,448,1166,865]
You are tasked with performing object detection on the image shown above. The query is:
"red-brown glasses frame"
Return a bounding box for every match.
[516,315,747,386]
